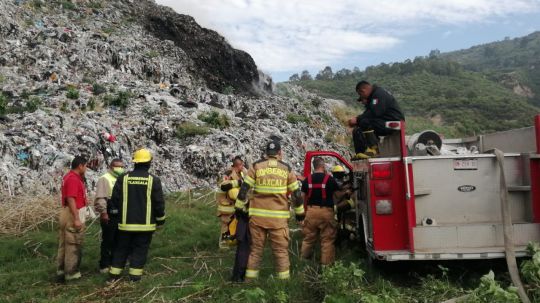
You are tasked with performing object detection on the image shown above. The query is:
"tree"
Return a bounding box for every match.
[289,73,300,82]
[300,70,312,81]
[429,49,441,58]
[315,66,334,80]
[334,68,351,80]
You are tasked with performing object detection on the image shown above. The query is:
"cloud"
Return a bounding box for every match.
[155,0,540,73]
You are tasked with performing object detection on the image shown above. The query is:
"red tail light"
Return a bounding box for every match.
[371,163,392,179]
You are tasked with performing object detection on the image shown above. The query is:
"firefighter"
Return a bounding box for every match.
[300,157,340,265]
[108,149,166,282]
[331,165,356,245]
[234,141,304,280]
[331,165,354,213]
[217,156,247,249]
[348,81,405,159]
[94,158,125,273]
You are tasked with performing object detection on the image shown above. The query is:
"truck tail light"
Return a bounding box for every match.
[385,121,401,130]
[374,181,391,196]
[371,163,392,179]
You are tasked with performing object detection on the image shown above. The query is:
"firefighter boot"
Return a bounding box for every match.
[353,131,379,159]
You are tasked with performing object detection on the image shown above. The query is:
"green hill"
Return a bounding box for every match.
[289,32,540,137]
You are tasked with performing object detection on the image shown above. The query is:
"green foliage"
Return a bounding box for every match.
[222,85,235,95]
[103,91,132,109]
[25,96,42,113]
[88,97,96,111]
[60,101,69,112]
[101,27,115,35]
[520,242,540,301]
[296,55,538,137]
[231,287,267,302]
[320,262,365,296]
[92,83,106,95]
[464,271,520,303]
[175,122,210,139]
[198,111,230,129]
[60,0,76,10]
[0,93,7,116]
[66,87,79,99]
[145,50,160,58]
[86,1,103,9]
[286,113,310,124]
[0,74,5,83]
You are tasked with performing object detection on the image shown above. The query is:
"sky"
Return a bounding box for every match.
[155,0,540,82]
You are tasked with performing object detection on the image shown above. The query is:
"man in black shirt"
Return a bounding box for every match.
[300,157,339,265]
[348,81,405,159]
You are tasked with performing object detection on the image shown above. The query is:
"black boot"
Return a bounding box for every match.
[353,130,379,159]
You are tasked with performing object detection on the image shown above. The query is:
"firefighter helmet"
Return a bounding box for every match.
[132,149,152,163]
[331,165,345,173]
[228,187,240,200]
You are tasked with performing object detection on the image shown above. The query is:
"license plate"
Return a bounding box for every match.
[453,159,478,170]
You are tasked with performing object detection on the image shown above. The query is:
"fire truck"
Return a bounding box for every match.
[303,115,540,261]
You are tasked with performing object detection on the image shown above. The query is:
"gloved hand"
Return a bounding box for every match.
[295,214,305,223]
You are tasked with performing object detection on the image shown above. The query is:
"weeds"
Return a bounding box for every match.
[0,93,7,115]
[60,0,76,10]
[66,87,80,99]
[145,50,160,59]
[92,83,107,95]
[198,111,230,129]
[286,113,310,124]
[222,85,235,95]
[175,122,210,139]
[103,91,132,109]
[25,96,42,113]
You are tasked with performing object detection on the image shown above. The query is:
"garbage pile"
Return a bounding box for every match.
[0,0,350,195]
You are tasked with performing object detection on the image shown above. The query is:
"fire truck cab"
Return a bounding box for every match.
[303,115,540,261]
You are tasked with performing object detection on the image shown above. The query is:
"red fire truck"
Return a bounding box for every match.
[303,115,540,261]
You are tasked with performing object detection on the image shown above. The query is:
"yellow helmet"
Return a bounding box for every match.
[132,149,152,163]
[228,187,240,200]
[332,165,345,173]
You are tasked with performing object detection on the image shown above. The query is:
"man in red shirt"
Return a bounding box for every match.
[56,156,88,283]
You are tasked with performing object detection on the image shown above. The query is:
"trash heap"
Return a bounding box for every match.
[0,0,350,195]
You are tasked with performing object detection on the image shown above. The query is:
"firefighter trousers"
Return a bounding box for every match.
[56,207,85,280]
[301,206,337,265]
[109,231,153,277]
[219,214,232,235]
[246,221,290,280]
[99,217,119,270]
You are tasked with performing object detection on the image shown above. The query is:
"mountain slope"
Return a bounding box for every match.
[292,38,540,137]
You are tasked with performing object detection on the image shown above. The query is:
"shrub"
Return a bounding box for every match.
[86,1,103,9]
[145,50,160,59]
[92,83,106,95]
[88,97,96,111]
[0,93,7,115]
[60,101,69,112]
[198,111,230,129]
[0,74,5,83]
[66,87,79,99]
[175,122,210,139]
[222,86,235,95]
[60,0,76,10]
[26,96,42,112]
[103,91,132,109]
[286,113,310,124]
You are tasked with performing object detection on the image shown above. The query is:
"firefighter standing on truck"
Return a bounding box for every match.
[108,149,166,282]
[301,157,340,265]
[234,141,305,280]
[348,80,405,159]
[216,156,247,249]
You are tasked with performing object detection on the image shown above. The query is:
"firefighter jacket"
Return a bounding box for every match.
[357,85,405,122]
[109,167,166,232]
[94,172,117,214]
[235,156,304,229]
[216,168,248,216]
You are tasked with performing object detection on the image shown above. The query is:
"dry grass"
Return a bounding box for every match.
[0,195,59,235]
